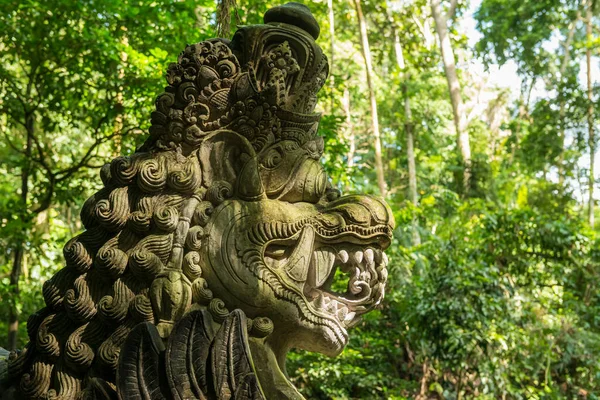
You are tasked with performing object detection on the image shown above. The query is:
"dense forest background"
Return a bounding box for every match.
[0,0,599,398]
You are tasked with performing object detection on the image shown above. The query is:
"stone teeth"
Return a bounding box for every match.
[344,311,356,323]
[360,271,370,282]
[337,250,349,264]
[352,250,364,265]
[315,293,326,309]
[365,248,375,264]
[382,252,389,265]
[328,299,338,313]
[379,268,388,283]
[375,249,383,263]
[337,305,348,321]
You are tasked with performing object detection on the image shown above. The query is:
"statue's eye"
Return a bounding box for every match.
[263,240,297,269]
[264,244,289,260]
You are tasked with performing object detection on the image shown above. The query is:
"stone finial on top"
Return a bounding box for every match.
[264,2,321,39]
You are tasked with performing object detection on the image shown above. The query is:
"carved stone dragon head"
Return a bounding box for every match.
[1,4,394,399]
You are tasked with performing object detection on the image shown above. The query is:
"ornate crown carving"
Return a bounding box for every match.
[142,3,328,155]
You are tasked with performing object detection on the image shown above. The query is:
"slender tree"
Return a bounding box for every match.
[586,0,595,227]
[557,2,583,185]
[353,0,387,197]
[431,0,472,194]
[389,12,421,245]
[328,0,336,113]
[342,87,356,194]
[404,81,421,245]
[7,113,33,351]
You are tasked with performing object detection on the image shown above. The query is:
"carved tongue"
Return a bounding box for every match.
[310,247,336,288]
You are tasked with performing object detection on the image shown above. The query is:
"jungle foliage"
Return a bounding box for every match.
[0,0,598,398]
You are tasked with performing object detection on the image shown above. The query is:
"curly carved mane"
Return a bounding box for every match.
[8,148,220,397]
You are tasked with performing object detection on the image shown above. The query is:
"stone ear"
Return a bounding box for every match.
[198,130,265,200]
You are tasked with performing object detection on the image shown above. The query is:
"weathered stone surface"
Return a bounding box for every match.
[0,3,394,399]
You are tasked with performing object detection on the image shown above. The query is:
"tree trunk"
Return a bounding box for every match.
[327,0,335,113]
[418,358,430,399]
[390,15,421,245]
[558,98,567,187]
[412,13,435,50]
[342,88,355,193]
[392,21,405,70]
[586,0,595,227]
[558,3,583,186]
[353,0,387,197]
[8,113,33,351]
[216,0,233,38]
[430,0,471,194]
[8,247,24,351]
[404,82,421,245]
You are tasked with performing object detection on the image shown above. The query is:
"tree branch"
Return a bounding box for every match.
[55,123,140,182]
[447,0,459,20]
[1,130,27,155]
[85,163,107,169]
[0,107,27,128]
[29,128,56,180]
[0,73,28,113]
[33,175,55,214]
[24,63,39,106]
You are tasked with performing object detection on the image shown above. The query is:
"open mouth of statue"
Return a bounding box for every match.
[304,244,388,328]
[263,227,390,329]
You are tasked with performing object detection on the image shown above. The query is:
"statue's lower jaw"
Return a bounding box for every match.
[248,338,305,400]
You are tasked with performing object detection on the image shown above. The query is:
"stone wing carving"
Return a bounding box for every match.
[116,310,263,400]
[117,322,166,399]
[165,310,214,399]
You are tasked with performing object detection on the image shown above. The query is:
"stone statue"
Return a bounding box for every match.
[0,3,394,399]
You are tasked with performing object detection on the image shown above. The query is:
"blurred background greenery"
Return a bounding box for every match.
[0,0,598,398]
